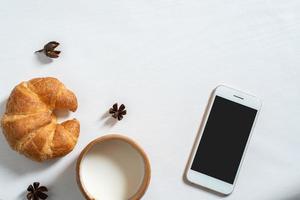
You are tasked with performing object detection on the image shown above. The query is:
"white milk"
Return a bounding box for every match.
[80,140,145,200]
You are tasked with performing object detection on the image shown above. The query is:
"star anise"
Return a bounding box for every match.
[109,103,127,120]
[35,41,61,58]
[26,182,48,200]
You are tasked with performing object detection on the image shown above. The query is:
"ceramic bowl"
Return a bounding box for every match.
[76,134,151,200]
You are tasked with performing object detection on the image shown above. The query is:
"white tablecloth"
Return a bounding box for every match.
[0,0,300,199]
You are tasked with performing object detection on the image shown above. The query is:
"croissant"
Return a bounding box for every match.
[1,77,80,162]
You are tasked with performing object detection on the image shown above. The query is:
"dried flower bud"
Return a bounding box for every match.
[109,103,127,120]
[26,182,48,200]
[36,41,61,58]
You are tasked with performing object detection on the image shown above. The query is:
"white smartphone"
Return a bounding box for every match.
[185,85,261,195]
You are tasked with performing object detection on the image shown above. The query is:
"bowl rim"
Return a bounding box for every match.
[76,134,151,200]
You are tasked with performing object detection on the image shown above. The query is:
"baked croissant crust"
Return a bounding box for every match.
[1,77,80,161]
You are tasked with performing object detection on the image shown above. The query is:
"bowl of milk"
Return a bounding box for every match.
[76,134,151,200]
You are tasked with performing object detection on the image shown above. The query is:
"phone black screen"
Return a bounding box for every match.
[191,96,257,184]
